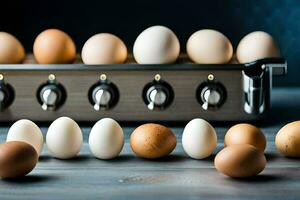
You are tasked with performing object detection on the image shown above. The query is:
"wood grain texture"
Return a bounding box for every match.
[0,121,299,199]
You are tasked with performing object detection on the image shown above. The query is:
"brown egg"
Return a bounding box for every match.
[214,144,266,178]
[0,141,38,178]
[0,32,25,64]
[130,123,176,159]
[275,121,300,157]
[224,123,266,151]
[33,29,76,64]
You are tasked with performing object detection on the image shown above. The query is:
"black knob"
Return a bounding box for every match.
[0,75,15,111]
[196,75,226,110]
[88,74,119,111]
[142,74,174,110]
[37,74,66,111]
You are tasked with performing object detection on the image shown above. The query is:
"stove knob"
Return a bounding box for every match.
[0,75,14,111]
[143,74,174,110]
[88,74,119,111]
[196,74,226,110]
[37,74,66,111]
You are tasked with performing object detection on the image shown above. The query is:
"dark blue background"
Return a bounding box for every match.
[1,0,299,86]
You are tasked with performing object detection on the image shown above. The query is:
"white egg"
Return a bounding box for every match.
[133,25,180,64]
[182,118,217,159]
[186,29,233,64]
[6,119,44,155]
[236,31,280,63]
[46,117,83,159]
[89,118,124,159]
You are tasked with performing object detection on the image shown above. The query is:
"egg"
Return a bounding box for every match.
[6,119,44,155]
[186,29,233,64]
[46,117,83,159]
[0,32,25,64]
[182,118,217,159]
[275,121,300,157]
[215,144,266,178]
[224,123,266,152]
[133,25,180,64]
[236,31,280,63]
[81,33,127,64]
[130,123,176,159]
[33,29,76,64]
[0,141,38,178]
[89,118,124,159]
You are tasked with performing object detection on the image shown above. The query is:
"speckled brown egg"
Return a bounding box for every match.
[0,141,38,178]
[214,144,266,178]
[130,123,176,159]
[224,123,266,152]
[275,121,300,157]
[33,29,76,64]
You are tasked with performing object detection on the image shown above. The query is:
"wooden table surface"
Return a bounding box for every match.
[0,88,299,200]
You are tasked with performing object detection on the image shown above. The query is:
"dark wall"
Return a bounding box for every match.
[0,0,299,86]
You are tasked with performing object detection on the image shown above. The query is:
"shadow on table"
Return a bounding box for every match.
[229,174,286,183]
[1,174,57,184]
[99,155,135,162]
[148,155,187,162]
[38,153,224,163]
[39,154,91,162]
[265,152,300,161]
[265,153,279,161]
[136,154,215,162]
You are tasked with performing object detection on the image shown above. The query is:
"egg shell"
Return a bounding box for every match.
[186,29,233,64]
[224,123,266,152]
[0,32,25,64]
[33,29,76,64]
[182,118,217,159]
[133,25,180,64]
[82,33,127,64]
[46,117,83,159]
[0,141,38,178]
[130,123,176,159]
[214,144,266,178]
[89,118,124,159]
[236,31,280,63]
[275,121,300,157]
[7,119,44,155]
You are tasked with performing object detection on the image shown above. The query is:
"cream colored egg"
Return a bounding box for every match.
[182,118,217,159]
[6,119,44,155]
[186,29,233,64]
[133,25,180,64]
[0,32,25,64]
[236,31,280,63]
[46,117,83,159]
[82,33,127,64]
[89,118,124,159]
